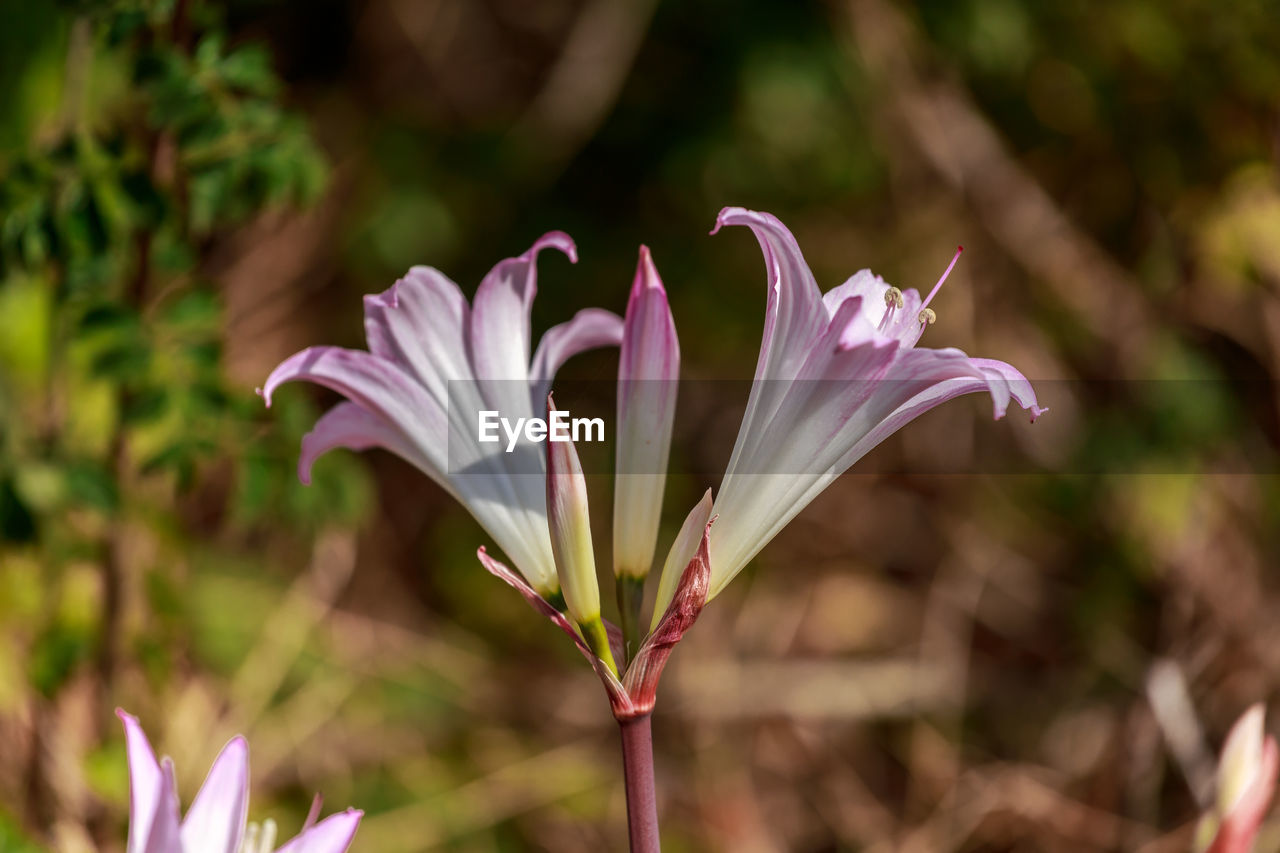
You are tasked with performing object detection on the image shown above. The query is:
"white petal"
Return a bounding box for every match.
[180,736,249,853]
[272,809,363,853]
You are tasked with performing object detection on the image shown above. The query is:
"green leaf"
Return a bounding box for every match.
[30,619,93,698]
[89,339,150,382]
[64,461,118,512]
[0,476,37,543]
[121,387,168,424]
[80,303,138,333]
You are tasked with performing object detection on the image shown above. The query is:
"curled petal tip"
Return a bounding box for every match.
[710,205,763,236]
[532,231,578,265]
[709,207,734,236]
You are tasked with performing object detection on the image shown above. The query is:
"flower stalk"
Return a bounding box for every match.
[619,714,660,853]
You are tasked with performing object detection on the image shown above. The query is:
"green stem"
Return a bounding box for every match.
[581,615,619,677]
[615,574,645,663]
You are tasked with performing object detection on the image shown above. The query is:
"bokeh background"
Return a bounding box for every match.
[3,0,1280,850]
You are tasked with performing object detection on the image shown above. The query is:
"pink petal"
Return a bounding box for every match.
[261,346,446,475]
[144,759,183,853]
[614,246,680,579]
[712,207,830,437]
[707,302,901,591]
[821,269,926,347]
[712,208,828,386]
[117,710,175,853]
[179,736,249,853]
[476,547,635,718]
[469,231,577,384]
[363,266,472,403]
[838,348,1044,466]
[529,306,624,402]
[273,808,363,853]
[299,402,428,487]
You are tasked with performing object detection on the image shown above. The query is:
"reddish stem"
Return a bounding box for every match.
[619,714,660,852]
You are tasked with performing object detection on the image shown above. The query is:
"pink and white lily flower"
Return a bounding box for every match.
[117,710,361,853]
[696,208,1045,600]
[261,234,623,597]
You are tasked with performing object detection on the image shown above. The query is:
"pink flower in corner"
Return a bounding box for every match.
[1196,704,1279,853]
[118,710,361,853]
[260,234,623,599]
[670,207,1045,603]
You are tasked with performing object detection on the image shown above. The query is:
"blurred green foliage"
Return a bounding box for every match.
[0,1,368,846]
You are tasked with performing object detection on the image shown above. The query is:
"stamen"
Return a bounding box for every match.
[241,823,260,853]
[918,308,936,325]
[259,819,277,852]
[919,245,963,311]
[878,286,904,333]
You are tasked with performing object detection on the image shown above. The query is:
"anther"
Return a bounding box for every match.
[259,819,277,852]
[883,287,904,309]
[918,308,936,325]
[241,823,260,853]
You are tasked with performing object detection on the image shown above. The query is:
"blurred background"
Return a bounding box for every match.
[2,0,1280,850]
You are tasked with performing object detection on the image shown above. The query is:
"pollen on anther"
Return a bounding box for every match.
[918,308,937,325]
[883,287,904,309]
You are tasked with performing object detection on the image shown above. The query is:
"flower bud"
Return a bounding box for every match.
[545,395,616,674]
[1195,704,1279,853]
[613,246,680,581]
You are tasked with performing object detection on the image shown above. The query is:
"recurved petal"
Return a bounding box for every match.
[273,809,363,853]
[363,265,472,403]
[840,348,1044,463]
[712,208,828,386]
[179,736,249,853]
[713,208,835,499]
[261,346,447,475]
[299,402,429,488]
[529,306,624,403]
[470,231,577,384]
